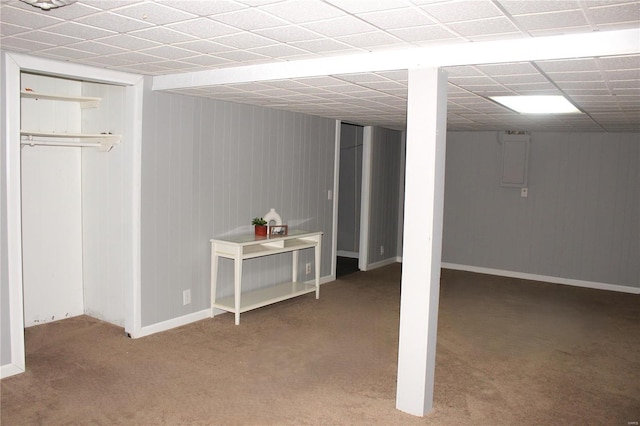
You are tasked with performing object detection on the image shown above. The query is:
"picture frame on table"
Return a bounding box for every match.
[269,225,288,237]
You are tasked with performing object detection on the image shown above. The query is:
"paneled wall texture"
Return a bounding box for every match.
[141,86,336,326]
[443,131,639,289]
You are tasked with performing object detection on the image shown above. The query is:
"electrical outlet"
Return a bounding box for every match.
[305,263,312,274]
[182,289,191,306]
[380,245,384,255]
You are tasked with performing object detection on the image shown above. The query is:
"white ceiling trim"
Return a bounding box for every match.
[153,28,639,91]
[6,51,142,85]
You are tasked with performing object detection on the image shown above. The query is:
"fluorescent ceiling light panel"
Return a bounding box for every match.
[491,95,580,114]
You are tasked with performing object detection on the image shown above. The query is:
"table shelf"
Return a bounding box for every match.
[213,281,316,313]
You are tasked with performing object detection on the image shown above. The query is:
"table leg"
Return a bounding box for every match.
[315,237,321,299]
[234,247,243,325]
[292,250,298,283]
[210,247,219,317]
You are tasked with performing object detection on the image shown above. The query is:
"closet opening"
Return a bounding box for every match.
[20,71,127,330]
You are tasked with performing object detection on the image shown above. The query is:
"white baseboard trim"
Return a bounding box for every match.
[133,309,211,339]
[132,275,337,338]
[362,257,400,271]
[441,263,640,294]
[1,363,25,379]
[337,250,359,258]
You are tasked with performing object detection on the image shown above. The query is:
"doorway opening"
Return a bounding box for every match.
[336,123,364,278]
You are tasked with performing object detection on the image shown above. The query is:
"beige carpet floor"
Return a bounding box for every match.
[2,264,639,425]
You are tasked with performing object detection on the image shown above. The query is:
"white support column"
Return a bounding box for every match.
[396,67,448,416]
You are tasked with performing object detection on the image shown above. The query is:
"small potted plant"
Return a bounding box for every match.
[252,217,268,236]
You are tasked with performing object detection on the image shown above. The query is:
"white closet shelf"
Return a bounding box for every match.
[21,131,121,152]
[21,91,101,108]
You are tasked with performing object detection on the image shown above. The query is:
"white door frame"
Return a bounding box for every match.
[2,52,143,378]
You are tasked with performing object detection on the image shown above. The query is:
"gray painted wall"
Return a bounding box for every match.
[1,49,11,366]
[141,82,336,326]
[337,123,363,255]
[367,126,403,265]
[443,131,640,289]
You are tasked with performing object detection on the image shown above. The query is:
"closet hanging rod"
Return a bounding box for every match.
[20,133,120,152]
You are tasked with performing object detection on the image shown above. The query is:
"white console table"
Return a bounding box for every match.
[210,230,322,325]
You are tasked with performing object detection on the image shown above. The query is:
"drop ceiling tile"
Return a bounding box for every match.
[555,81,608,90]
[253,25,323,43]
[357,80,407,91]
[213,32,278,49]
[211,7,289,30]
[476,62,540,75]
[17,30,82,46]
[448,75,497,86]
[247,43,310,58]
[141,45,201,60]
[378,87,408,96]
[108,51,164,64]
[36,46,96,60]
[420,0,502,23]
[214,50,270,62]
[237,0,288,7]
[492,74,549,85]
[599,54,640,70]
[116,62,176,74]
[0,36,53,51]
[166,18,240,39]
[0,5,65,29]
[587,2,640,26]
[358,7,434,29]
[162,0,248,16]
[388,24,460,43]
[1,22,30,37]
[302,16,378,37]
[265,80,313,89]
[505,83,558,93]
[606,69,640,80]
[335,31,407,50]
[336,73,389,83]
[376,70,408,80]
[114,2,198,25]
[173,40,234,54]
[129,26,197,44]
[260,0,344,23]
[324,0,411,14]
[144,60,201,71]
[290,38,360,54]
[180,55,234,67]
[77,12,153,33]
[610,80,640,90]
[66,40,127,55]
[94,34,161,50]
[499,0,581,15]
[77,55,136,67]
[544,71,604,82]
[78,0,141,11]
[536,58,599,72]
[447,17,521,37]
[46,21,116,40]
[512,10,589,31]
